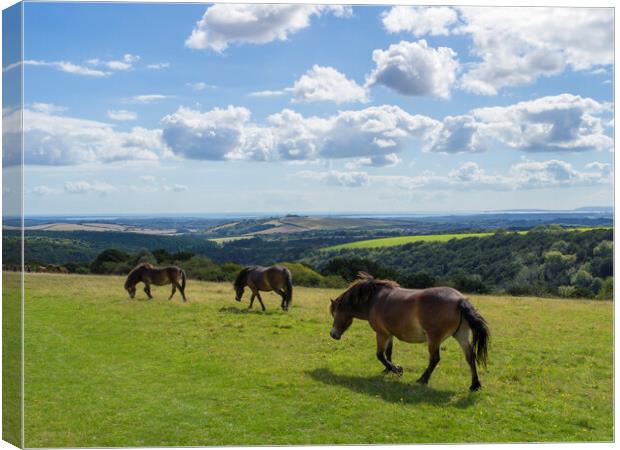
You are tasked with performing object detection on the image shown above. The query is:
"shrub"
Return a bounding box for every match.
[400,271,436,289]
[597,277,613,300]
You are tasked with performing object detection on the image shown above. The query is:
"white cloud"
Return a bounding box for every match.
[427,94,612,154]
[64,181,118,195]
[140,175,156,183]
[372,160,612,192]
[163,184,189,192]
[510,159,612,189]
[347,153,402,168]
[107,110,137,121]
[300,170,369,187]
[188,82,216,91]
[147,62,170,70]
[161,104,439,163]
[426,115,485,153]
[456,7,613,95]
[382,6,458,36]
[366,40,459,98]
[30,103,67,114]
[287,65,368,104]
[31,185,59,196]
[249,90,286,97]
[185,4,352,52]
[3,108,166,166]
[127,94,169,103]
[25,60,110,77]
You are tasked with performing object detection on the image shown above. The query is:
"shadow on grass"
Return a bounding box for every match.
[218,306,281,315]
[307,368,479,408]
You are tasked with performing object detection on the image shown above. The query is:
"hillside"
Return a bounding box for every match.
[16,272,613,446]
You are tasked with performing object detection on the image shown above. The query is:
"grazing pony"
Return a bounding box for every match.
[124,263,187,301]
[329,272,489,391]
[234,265,293,311]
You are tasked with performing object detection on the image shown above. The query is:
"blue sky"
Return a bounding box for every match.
[4,3,614,215]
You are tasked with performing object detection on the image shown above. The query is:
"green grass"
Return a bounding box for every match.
[19,272,612,446]
[325,227,612,250]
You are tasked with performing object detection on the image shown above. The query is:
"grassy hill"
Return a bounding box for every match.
[325,227,611,250]
[13,272,612,446]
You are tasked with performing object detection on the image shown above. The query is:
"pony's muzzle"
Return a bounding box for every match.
[330,328,341,340]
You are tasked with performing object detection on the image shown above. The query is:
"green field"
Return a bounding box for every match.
[325,227,611,250]
[14,273,613,446]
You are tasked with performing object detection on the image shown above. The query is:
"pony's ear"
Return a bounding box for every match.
[330,298,334,304]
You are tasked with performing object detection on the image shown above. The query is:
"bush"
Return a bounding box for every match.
[281,262,345,288]
[597,277,613,300]
[451,275,488,294]
[400,271,436,289]
[558,285,577,298]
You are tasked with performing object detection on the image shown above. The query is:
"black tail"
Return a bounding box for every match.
[284,268,293,305]
[181,270,186,291]
[459,299,490,368]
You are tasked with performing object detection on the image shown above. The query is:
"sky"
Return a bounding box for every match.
[2,3,615,215]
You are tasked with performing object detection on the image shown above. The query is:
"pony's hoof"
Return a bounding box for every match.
[416,377,428,385]
[469,382,482,392]
[394,366,404,376]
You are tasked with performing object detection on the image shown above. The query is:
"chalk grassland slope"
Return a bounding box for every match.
[325,227,611,250]
[19,273,612,446]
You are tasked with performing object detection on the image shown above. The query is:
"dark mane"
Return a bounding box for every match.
[334,272,399,310]
[124,263,151,288]
[234,266,258,289]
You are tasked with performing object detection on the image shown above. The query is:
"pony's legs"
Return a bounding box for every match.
[175,280,187,302]
[168,284,177,300]
[385,337,394,362]
[274,288,287,310]
[416,337,441,385]
[248,294,255,309]
[376,333,402,376]
[454,324,481,391]
[144,284,153,299]
[255,292,266,311]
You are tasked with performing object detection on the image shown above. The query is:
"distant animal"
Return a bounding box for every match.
[233,265,293,311]
[124,263,187,301]
[36,266,48,273]
[329,272,489,391]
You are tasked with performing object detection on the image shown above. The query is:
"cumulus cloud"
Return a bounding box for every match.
[366,40,459,98]
[31,185,59,196]
[300,170,369,187]
[456,7,613,94]
[249,90,286,97]
[107,110,137,121]
[382,6,458,36]
[372,160,612,192]
[30,103,67,114]
[3,108,166,166]
[186,4,352,52]
[287,65,368,104]
[510,159,612,189]
[427,94,612,154]
[161,104,439,163]
[347,153,402,168]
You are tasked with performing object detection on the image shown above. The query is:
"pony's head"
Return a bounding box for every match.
[233,268,249,301]
[124,264,146,299]
[329,272,399,340]
[329,297,353,340]
[124,277,136,298]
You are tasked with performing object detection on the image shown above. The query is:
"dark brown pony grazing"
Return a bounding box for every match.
[124,263,187,301]
[329,272,489,391]
[234,265,293,311]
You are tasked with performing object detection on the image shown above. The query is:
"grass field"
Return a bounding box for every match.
[14,272,613,446]
[325,227,612,250]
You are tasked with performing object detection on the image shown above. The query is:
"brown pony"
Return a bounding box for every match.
[124,263,187,301]
[234,265,293,311]
[329,272,489,391]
